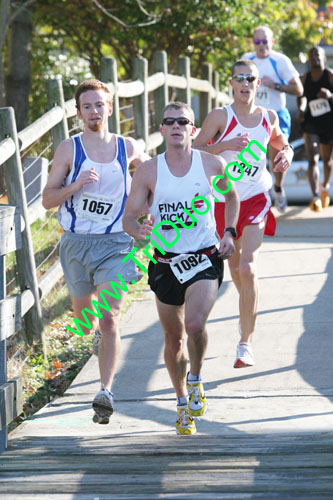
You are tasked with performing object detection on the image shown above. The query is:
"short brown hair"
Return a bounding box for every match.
[161,101,195,123]
[75,79,113,110]
[231,59,259,77]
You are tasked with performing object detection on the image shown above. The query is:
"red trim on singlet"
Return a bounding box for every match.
[217,116,238,143]
[262,117,271,137]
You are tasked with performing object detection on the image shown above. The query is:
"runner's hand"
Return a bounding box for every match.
[218,233,235,260]
[74,168,99,191]
[137,215,155,241]
[273,148,293,172]
[317,87,332,100]
[224,134,250,151]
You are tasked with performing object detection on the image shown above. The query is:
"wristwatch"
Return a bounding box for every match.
[223,227,237,238]
[275,83,281,91]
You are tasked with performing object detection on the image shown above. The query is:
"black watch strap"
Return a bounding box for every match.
[223,227,237,238]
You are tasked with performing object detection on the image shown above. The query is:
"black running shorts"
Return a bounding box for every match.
[148,248,224,306]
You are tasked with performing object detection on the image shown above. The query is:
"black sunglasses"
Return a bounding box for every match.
[162,117,193,126]
[232,74,257,83]
[254,39,268,45]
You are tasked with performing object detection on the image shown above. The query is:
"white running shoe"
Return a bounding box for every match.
[92,389,113,424]
[274,189,288,214]
[233,342,255,368]
[92,330,102,356]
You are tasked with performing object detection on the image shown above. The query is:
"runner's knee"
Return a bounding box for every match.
[185,316,206,337]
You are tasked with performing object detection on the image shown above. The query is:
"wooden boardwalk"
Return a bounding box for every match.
[1,433,333,499]
[1,206,333,499]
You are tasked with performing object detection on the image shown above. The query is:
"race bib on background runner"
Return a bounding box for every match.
[309,98,331,117]
[255,88,270,106]
[170,253,212,283]
[77,192,116,223]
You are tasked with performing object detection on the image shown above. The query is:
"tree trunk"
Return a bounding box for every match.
[5,0,33,131]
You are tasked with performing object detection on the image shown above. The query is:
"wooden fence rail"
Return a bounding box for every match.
[0,51,231,453]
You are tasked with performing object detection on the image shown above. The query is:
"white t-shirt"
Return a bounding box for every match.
[242,50,299,111]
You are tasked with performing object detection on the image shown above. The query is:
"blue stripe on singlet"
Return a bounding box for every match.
[268,57,288,85]
[65,135,86,233]
[105,136,128,234]
[248,55,288,86]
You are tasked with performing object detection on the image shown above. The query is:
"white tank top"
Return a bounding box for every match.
[214,105,272,202]
[149,149,218,254]
[58,133,131,234]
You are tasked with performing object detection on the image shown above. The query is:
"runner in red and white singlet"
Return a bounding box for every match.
[193,59,294,369]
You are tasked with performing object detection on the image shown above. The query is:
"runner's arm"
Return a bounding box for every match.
[125,137,151,173]
[193,108,249,154]
[261,74,303,96]
[42,140,99,209]
[123,161,154,240]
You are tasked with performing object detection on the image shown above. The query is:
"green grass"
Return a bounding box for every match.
[7,247,150,432]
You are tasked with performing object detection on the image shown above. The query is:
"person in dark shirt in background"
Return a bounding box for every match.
[298,46,333,211]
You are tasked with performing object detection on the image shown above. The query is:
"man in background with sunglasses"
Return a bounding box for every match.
[193,59,294,370]
[123,102,239,435]
[243,25,303,213]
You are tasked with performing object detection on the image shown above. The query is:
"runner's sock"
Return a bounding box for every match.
[177,395,188,406]
[188,372,201,382]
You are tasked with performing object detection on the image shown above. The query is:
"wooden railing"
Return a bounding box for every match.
[0,51,231,452]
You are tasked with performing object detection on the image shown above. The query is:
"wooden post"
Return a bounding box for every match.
[177,56,191,105]
[0,253,6,452]
[212,70,220,110]
[133,57,149,151]
[200,63,213,124]
[100,57,120,135]
[0,108,44,347]
[46,76,69,152]
[153,51,168,154]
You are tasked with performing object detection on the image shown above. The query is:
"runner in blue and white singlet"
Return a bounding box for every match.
[42,80,149,425]
[58,133,131,234]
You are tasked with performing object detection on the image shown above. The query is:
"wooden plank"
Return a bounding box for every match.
[38,259,64,300]
[147,131,163,151]
[0,294,22,341]
[0,377,23,431]
[1,453,332,470]
[18,107,64,151]
[0,137,15,166]
[165,74,187,89]
[0,107,44,345]
[147,72,165,92]
[46,80,68,152]
[64,97,76,119]
[0,471,331,494]
[118,80,144,98]
[133,58,149,151]
[0,205,21,256]
[100,57,121,135]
